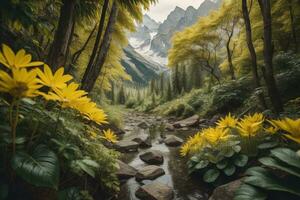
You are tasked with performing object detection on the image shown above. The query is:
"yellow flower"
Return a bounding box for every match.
[0,44,43,69]
[84,108,108,125]
[42,82,87,108]
[37,64,73,89]
[89,131,98,139]
[264,125,279,134]
[237,119,263,137]
[216,113,238,129]
[243,113,264,123]
[0,69,41,98]
[203,127,230,145]
[101,129,118,143]
[270,118,300,143]
[180,142,190,157]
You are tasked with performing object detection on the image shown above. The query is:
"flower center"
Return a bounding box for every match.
[10,82,28,97]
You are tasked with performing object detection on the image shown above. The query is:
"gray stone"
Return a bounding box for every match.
[132,136,152,148]
[138,122,149,129]
[115,141,139,152]
[135,165,165,181]
[173,115,200,128]
[209,179,243,200]
[135,182,174,200]
[164,135,183,147]
[116,160,137,180]
[165,123,175,131]
[140,150,164,165]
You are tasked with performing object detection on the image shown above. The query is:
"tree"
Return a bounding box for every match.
[258,0,283,113]
[118,85,126,104]
[242,0,267,109]
[47,0,76,70]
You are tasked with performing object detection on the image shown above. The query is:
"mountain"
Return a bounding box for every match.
[150,0,222,57]
[121,45,165,85]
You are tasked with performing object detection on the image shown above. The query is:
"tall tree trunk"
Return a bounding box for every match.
[81,0,118,92]
[258,0,283,113]
[226,24,236,80]
[288,0,298,52]
[68,24,97,73]
[47,0,76,71]
[82,0,110,85]
[64,20,76,72]
[242,0,267,109]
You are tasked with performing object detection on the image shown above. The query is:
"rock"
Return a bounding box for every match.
[165,123,175,131]
[180,127,189,131]
[138,122,149,129]
[140,150,164,165]
[164,135,183,147]
[135,182,174,200]
[132,136,152,148]
[115,141,139,152]
[209,179,243,200]
[135,165,165,181]
[173,115,200,128]
[116,160,137,180]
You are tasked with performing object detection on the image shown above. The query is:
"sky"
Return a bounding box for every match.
[144,0,205,23]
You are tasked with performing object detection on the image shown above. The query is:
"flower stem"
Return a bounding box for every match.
[54,107,63,133]
[11,99,20,155]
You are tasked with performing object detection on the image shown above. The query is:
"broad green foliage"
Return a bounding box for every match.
[182,112,300,185]
[0,45,120,199]
[235,148,300,200]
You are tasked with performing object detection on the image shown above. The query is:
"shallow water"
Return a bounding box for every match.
[117,112,210,200]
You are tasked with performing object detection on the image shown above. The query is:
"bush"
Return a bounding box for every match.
[183,104,195,117]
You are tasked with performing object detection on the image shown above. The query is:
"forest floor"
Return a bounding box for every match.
[116,110,212,200]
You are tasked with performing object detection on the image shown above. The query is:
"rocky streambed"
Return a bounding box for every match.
[114,112,212,200]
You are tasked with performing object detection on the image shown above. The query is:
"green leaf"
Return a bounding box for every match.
[11,145,59,189]
[58,187,82,200]
[190,156,200,162]
[259,157,300,178]
[203,169,220,183]
[81,159,100,168]
[258,142,278,150]
[234,183,267,200]
[244,167,300,196]
[224,165,236,176]
[234,154,249,167]
[216,159,228,169]
[224,149,235,158]
[76,161,96,178]
[195,160,209,170]
[232,145,242,153]
[271,148,300,168]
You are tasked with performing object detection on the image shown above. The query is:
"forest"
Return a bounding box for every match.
[0,0,300,200]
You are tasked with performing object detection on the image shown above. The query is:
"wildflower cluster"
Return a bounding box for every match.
[181,112,300,157]
[0,44,117,142]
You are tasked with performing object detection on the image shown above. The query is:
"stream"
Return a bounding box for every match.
[117,111,210,200]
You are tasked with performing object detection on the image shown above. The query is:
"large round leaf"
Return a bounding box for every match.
[203,169,220,183]
[234,183,267,200]
[59,187,82,200]
[11,145,59,189]
[224,165,236,176]
[216,159,228,170]
[234,154,249,167]
[195,160,209,170]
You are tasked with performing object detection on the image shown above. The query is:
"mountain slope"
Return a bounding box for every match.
[121,45,164,85]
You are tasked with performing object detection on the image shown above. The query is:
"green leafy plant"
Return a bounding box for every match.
[188,140,249,184]
[235,148,300,200]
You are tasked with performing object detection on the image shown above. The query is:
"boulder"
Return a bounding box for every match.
[135,165,165,181]
[173,115,200,128]
[165,123,175,131]
[138,122,149,129]
[135,182,174,200]
[140,150,164,165]
[209,179,243,200]
[132,136,152,148]
[209,114,222,126]
[164,135,183,147]
[115,141,139,152]
[116,160,137,180]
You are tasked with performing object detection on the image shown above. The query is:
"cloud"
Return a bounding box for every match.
[144,0,205,22]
